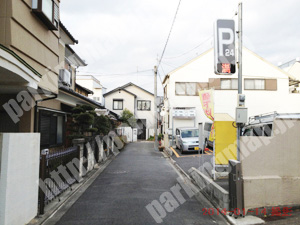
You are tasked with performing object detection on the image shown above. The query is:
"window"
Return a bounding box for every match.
[243,128,251,136]
[137,100,151,111]
[220,79,238,90]
[204,123,212,132]
[175,82,199,96]
[32,0,59,30]
[186,83,196,96]
[93,97,100,102]
[253,127,263,136]
[175,83,186,95]
[40,111,64,147]
[263,124,272,136]
[181,129,199,138]
[245,79,265,90]
[113,99,123,110]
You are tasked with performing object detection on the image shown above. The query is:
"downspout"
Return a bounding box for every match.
[34,95,58,132]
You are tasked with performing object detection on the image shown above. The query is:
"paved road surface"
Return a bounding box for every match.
[55,142,228,225]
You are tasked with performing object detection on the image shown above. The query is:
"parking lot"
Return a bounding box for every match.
[170,146,229,191]
[170,146,213,175]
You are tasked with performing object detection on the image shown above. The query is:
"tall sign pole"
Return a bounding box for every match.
[154,66,158,151]
[237,2,243,161]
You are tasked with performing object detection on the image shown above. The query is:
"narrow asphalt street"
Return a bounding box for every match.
[54,142,228,225]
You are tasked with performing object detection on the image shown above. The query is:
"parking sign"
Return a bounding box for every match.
[214,19,236,75]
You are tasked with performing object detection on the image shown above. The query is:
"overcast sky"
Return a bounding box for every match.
[60,0,300,95]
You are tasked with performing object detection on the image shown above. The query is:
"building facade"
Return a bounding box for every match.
[76,75,107,106]
[104,83,155,140]
[162,47,300,145]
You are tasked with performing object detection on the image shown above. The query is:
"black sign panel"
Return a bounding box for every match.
[214,19,236,75]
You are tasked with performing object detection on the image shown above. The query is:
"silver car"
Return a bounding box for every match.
[175,127,200,154]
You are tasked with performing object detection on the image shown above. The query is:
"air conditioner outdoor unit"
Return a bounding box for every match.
[59,69,71,86]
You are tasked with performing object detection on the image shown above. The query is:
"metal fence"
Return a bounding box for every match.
[39,146,79,214]
[38,135,118,215]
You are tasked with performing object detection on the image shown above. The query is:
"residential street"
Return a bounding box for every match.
[54,142,228,225]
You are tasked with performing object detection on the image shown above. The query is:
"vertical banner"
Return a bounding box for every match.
[199,89,215,141]
[199,89,215,178]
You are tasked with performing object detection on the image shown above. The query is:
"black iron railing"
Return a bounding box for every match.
[39,146,79,214]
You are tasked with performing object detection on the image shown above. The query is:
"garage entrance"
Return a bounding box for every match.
[137,119,146,140]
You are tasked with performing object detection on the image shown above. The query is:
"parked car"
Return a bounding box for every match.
[204,122,213,148]
[175,127,200,154]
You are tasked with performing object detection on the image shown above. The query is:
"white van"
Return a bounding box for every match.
[204,122,213,148]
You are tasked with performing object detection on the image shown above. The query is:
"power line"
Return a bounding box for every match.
[163,35,213,59]
[157,0,182,70]
[77,69,153,76]
[161,61,178,68]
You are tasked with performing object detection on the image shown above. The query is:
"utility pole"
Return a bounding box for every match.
[154,66,158,151]
[237,2,243,161]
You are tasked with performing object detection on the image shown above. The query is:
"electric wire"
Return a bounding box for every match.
[163,35,213,59]
[77,69,153,76]
[157,0,182,71]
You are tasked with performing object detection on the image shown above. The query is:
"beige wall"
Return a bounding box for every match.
[38,99,61,111]
[19,108,34,132]
[0,94,35,132]
[240,119,300,211]
[1,0,60,94]
[0,0,12,46]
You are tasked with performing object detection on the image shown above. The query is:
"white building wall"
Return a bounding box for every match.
[76,76,104,104]
[0,133,40,225]
[91,88,104,103]
[124,85,155,130]
[104,91,135,116]
[164,47,300,135]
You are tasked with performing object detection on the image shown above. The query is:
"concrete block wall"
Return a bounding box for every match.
[0,133,40,225]
[189,167,229,210]
[241,119,300,211]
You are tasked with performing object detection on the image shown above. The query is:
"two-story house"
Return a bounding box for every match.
[104,83,155,140]
[0,0,61,133]
[162,47,300,146]
[0,1,62,224]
